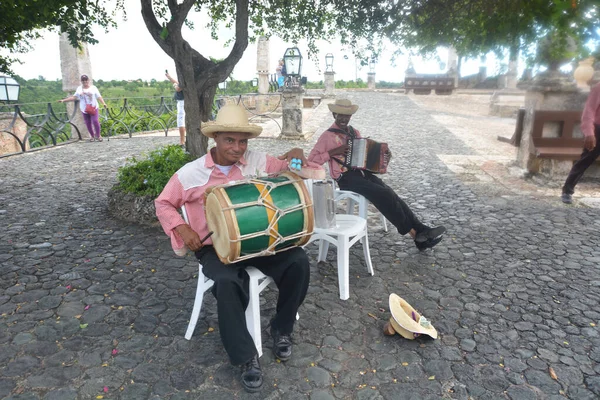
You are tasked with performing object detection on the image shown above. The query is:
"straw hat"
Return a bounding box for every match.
[388,293,438,340]
[201,104,262,138]
[327,99,359,115]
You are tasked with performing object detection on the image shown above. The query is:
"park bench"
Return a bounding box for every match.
[529,110,585,160]
[404,75,455,95]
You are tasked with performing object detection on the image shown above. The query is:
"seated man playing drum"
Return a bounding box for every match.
[155,104,324,393]
[308,98,446,251]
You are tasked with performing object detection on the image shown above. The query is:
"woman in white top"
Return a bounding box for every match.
[58,75,107,142]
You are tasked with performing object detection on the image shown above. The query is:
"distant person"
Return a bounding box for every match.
[165,71,186,147]
[561,82,600,204]
[276,59,285,88]
[308,99,446,250]
[58,74,107,142]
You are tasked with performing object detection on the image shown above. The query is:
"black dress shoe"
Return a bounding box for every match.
[240,355,262,393]
[271,326,292,362]
[414,225,446,243]
[415,235,444,251]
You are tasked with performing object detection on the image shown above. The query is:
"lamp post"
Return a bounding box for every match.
[369,58,376,74]
[325,53,334,73]
[281,46,305,139]
[283,46,303,88]
[324,53,335,97]
[0,76,20,103]
[367,58,376,90]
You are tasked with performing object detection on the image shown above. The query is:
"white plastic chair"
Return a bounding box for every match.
[305,180,374,300]
[334,187,388,232]
[181,205,274,357]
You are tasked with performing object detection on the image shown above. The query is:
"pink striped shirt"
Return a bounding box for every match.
[581,83,600,137]
[308,123,362,180]
[155,147,322,255]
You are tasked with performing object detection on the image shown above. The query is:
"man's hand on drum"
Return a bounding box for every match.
[328,144,349,158]
[278,148,307,171]
[175,224,204,252]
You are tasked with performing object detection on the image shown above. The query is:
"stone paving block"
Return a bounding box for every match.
[2,91,600,398]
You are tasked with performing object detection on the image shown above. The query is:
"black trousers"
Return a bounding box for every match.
[562,125,600,195]
[337,169,426,235]
[195,246,310,366]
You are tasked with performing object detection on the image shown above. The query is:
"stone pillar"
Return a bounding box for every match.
[0,112,29,154]
[256,36,270,96]
[59,33,92,139]
[478,66,487,83]
[447,46,459,87]
[506,59,518,89]
[324,71,335,97]
[280,87,304,139]
[517,76,586,175]
[367,73,376,90]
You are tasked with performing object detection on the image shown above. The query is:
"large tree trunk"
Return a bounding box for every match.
[140,0,249,159]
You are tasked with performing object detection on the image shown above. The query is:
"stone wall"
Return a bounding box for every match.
[0,113,29,155]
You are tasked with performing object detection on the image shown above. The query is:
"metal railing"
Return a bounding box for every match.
[0,93,285,158]
[0,96,178,158]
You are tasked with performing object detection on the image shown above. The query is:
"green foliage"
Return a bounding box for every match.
[334,80,368,89]
[116,145,193,197]
[383,0,598,66]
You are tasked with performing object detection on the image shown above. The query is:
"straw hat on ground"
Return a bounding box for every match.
[384,293,438,340]
[328,99,359,115]
[201,104,262,138]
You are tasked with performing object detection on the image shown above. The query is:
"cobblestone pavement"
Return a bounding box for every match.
[1,91,600,400]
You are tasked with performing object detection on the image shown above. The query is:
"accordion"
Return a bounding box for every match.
[344,138,390,174]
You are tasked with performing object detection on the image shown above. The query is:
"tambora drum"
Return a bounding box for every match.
[204,172,314,264]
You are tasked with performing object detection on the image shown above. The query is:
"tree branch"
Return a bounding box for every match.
[215,0,249,82]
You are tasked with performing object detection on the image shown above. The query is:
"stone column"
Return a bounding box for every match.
[280,87,305,139]
[256,36,270,96]
[517,75,586,175]
[367,73,376,90]
[447,46,459,87]
[324,71,335,97]
[506,59,518,89]
[59,33,92,139]
[478,66,487,83]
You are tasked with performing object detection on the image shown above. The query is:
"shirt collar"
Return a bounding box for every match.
[204,147,248,168]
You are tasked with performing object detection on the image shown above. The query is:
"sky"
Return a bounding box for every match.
[5,2,511,84]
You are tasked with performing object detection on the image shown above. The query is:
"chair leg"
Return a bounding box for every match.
[361,231,374,276]
[337,235,350,300]
[245,272,263,357]
[185,274,211,340]
[381,214,388,232]
[318,239,329,262]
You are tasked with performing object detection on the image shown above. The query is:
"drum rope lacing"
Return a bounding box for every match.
[220,177,314,263]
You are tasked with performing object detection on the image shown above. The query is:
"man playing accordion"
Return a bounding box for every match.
[155,105,323,393]
[308,98,446,251]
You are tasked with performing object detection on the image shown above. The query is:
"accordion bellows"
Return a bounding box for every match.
[345,138,390,174]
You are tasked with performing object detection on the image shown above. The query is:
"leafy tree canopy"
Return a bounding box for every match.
[380,0,599,64]
[0,0,124,74]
